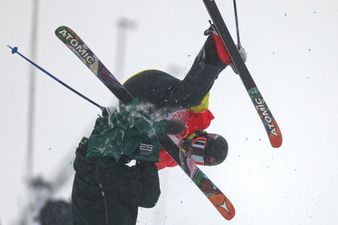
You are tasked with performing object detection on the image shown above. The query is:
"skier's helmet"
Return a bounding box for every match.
[204,133,228,165]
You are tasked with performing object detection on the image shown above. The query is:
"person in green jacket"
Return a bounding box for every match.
[72,101,184,225]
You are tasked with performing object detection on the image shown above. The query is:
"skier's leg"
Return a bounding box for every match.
[122,30,231,109]
[162,34,227,108]
[164,23,247,109]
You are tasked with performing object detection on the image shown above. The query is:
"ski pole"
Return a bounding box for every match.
[7,45,104,110]
[232,0,241,48]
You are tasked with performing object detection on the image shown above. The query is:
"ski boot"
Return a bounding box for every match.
[204,23,247,73]
[181,130,228,166]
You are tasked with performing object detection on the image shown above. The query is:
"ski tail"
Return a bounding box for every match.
[179,148,235,220]
[248,87,282,147]
[190,164,235,220]
[56,26,236,220]
[202,0,282,148]
[161,135,236,220]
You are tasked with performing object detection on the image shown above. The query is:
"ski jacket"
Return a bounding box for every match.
[72,137,160,225]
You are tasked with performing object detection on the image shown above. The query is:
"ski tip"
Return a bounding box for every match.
[209,193,236,220]
[271,137,282,148]
[7,45,18,54]
[55,25,71,34]
[269,129,283,148]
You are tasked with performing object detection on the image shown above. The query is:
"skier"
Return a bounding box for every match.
[123,25,246,170]
[71,25,246,225]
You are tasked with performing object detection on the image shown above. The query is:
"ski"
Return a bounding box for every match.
[202,0,283,148]
[55,26,235,220]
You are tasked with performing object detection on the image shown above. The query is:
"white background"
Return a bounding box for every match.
[1,0,338,224]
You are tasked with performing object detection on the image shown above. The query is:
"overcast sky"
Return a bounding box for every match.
[1,0,338,224]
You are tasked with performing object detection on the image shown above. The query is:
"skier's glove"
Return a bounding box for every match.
[159,119,185,135]
[230,46,247,74]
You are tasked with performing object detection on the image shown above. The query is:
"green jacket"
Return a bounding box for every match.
[86,99,164,165]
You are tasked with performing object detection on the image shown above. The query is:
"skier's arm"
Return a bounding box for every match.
[130,162,161,208]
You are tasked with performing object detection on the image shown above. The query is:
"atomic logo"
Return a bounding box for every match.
[57,28,95,65]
